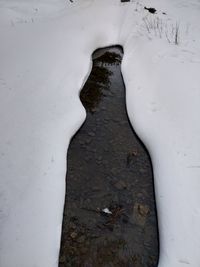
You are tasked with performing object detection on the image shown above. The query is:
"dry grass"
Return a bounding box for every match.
[143,15,180,45]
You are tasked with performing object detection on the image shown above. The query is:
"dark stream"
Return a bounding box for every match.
[59,46,159,267]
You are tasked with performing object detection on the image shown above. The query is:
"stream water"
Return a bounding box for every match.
[59,46,159,267]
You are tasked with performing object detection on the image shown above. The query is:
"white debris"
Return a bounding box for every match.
[102,208,112,214]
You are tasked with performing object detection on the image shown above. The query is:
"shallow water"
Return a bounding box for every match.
[59,46,159,267]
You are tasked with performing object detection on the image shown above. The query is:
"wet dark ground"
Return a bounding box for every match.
[59,46,159,267]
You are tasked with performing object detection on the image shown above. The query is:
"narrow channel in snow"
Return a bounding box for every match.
[0,1,200,266]
[59,46,158,266]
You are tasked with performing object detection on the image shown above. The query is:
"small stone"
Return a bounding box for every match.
[114,180,127,190]
[70,232,77,239]
[138,204,150,217]
[144,6,157,14]
[59,255,66,263]
[92,186,100,191]
[133,203,150,226]
[88,131,95,137]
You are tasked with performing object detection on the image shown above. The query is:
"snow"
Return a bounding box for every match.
[0,0,200,266]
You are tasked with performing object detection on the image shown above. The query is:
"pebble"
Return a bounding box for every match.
[88,132,95,137]
[114,180,127,190]
[133,203,150,226]
[59,255,66,263]
[70,232,77,239]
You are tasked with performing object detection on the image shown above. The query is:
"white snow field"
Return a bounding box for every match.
[0,0,200,266]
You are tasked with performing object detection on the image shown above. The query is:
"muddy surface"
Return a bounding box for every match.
[59,46,159,267]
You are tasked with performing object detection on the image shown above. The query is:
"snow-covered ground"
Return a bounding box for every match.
[0,0,200,266]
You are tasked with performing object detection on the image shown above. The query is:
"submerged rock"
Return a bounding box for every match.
[133,203,150,226]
